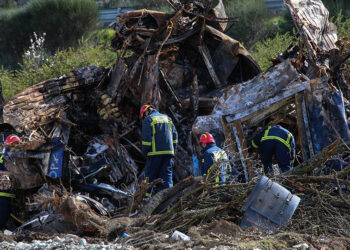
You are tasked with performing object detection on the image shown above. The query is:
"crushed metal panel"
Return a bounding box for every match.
[213,60,306,118]
[284,0,337,54]
[210,0,228,31]
[192,59,309,146]
[205,25,261,81]
[305,79,350,154]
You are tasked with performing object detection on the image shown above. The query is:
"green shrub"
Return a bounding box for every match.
[251,32,297,71]
[0,0,15,8]
[224,0,277,48]
[331,12,350,39]
[0,39,115,100]
[93,28,115,45]
[0,0,98,68]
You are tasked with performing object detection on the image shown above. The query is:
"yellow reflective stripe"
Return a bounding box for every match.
[252,140,259,149]
[0,192,15,198]
[10,213,24,224]
[149,115,175,155]
[286,133,291,144]
[147,150,174,156]
[151,123,156,153]
[264,126,271,137]
[215,176,219,183]
[212,150,227,162]
[202,159,204,163]
[151,116,169,124]
[173,140,178,144]
[261,136,291,151]
[145,193,152,197]
[145,177,149,183]
[0,155,4,164]
[142,141,152,146]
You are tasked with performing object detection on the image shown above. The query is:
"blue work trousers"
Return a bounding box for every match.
[145,155,174,194]
[0,197,11,230]
[260,140,292,174]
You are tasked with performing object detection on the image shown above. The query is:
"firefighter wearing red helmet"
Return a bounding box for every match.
[140,104,178,197]
[0,134,19,231]
[0,135,21,171]
[199,132,228,184]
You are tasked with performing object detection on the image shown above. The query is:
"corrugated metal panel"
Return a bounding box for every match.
[264,0,285,10]
[99,8,134,23]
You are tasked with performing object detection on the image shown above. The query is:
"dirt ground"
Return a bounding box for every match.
[2,219,349,249]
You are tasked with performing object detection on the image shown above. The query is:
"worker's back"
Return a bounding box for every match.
[142,110,178,156]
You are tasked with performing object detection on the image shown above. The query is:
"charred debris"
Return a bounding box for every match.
[0,0,350,242]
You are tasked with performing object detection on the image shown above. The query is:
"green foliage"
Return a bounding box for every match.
[251,32,297,71]
[0,39,115,100]
[0,0,98,68]
[331,12,350,39]
[224,0,277,48]
[268,10,294,35]
[92,28,115,45]
[0,0,15,8]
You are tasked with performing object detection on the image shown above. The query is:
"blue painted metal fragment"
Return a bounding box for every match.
[240,176,300,230]
[47,138,64,179]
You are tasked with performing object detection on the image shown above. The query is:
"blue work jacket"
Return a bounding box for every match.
[142,110,178,156]
[200,143,228,183]
[251,125,295,160]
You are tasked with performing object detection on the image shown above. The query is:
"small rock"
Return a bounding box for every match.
[292,243,309,250]
[80,238,87,246]
[65,234,80,242]
[3,230,12,235]
[53,236,62,242]
[15,242,31,249]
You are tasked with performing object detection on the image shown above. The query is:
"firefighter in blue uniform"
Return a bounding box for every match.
[251,125,295,175]
[0,135,20,231]
[199,132,228,183]
[140,105,178,197]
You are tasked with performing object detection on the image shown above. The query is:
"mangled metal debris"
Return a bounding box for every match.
[0,0,350,241]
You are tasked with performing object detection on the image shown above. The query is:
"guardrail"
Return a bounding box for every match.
[99,8,134,24]
[99,1,285,24]
[264,0,285,11]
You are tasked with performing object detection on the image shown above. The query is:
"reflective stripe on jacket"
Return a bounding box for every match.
[251,125,295,161]
[142,110,178,156]
[200,143,228,183]
[0,191,15,198]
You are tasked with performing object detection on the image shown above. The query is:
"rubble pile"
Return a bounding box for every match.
[1,0,350,247]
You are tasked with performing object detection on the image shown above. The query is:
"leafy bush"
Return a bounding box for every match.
[0,0,98,68]
[331,12,350,40]
[0,38,115,100]
[92,28,115,46]
[251,32,297,71]
[224,0,277,48]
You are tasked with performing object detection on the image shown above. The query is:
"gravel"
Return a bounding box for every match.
[0,234,135,250]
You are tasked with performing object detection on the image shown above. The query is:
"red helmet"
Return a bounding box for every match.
[140,104,155,119]
[5,135,21,144]
[200,132,215,144]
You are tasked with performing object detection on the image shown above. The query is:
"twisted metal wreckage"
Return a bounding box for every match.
[1,0,350,242]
